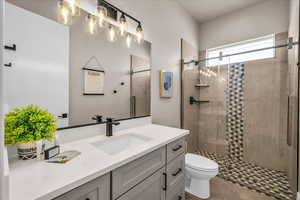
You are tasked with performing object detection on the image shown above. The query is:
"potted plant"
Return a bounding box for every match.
[4,105,57,160]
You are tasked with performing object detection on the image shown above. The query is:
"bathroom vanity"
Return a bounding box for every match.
[9,124,189,200]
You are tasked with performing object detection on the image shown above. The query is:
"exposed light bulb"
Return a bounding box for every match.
[119,13,127,36]
[68,0,80,16]
[136,23,144,44]
[87,14,97,34]
[58,0,71,24]
[97,5,107,28]
[61,7,69,24]
[126,34,132,48]
[108,25,116,42]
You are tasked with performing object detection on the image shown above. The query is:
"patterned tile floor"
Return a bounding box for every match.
[195,150,293,200]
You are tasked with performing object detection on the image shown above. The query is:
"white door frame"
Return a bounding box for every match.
[0,0,9,199]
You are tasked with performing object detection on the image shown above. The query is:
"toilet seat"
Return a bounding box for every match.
[186,153,218,172]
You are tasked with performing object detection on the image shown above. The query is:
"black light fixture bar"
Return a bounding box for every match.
[100,0,141,24]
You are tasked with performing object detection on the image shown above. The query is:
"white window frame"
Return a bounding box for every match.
[206,34,275,67]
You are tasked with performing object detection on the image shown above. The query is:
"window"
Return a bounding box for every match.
[206,34,275,67]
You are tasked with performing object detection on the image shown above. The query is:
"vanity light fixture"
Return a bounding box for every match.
[87,14,98,34]
[57,0,145,46]
[126,34,132,48]
[136,23,144,44]
[58,0,72,24]
[97,1,108,28]
[118,13,127,36]
[108,25,116,42]
[68,0,81,16]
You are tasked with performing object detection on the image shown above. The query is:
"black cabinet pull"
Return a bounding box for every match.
[178,196,182,200]
[85,198,90,200]
[4,63,12,67]
[58,113,68,118]
[172,145,182,152]
[4,44,16,51]
[172,168,182,177]
[162,172,167,191]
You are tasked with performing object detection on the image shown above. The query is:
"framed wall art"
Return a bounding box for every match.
[159,70,173,98]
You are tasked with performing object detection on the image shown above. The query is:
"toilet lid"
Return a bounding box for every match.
[186,153,218,171]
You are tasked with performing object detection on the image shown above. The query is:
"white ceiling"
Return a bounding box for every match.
[174,0,270,24]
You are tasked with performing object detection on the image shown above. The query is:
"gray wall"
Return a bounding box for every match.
[198,0,290,50]
[69,11,151,125]
[105,0,200,128]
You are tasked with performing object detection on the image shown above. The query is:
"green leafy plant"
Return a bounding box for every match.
[4,105,57,145]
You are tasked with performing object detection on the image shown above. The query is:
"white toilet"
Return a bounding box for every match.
[185,153,219,199]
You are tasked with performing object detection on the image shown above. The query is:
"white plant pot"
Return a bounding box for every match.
[17,142,37,160]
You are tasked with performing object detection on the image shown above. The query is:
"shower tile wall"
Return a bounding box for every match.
[243,33,288,171]
[198,33,289,171]
[227,63,245,161]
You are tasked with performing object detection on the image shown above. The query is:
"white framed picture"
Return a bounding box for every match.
[83,68,105,95]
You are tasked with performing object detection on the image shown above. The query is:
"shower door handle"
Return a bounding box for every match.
[130,96,136,117]
[287,96,292,146]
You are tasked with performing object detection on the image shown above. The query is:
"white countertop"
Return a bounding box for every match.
[9,124,189,200]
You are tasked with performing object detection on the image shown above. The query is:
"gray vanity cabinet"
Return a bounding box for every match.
[112,147,166,199]
[53,174,110,200]
[166,139,186,200]
[52,138,186,200]
[117,167,166,200]
[114,138,186,200]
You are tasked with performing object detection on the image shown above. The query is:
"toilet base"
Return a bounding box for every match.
[185,178,210,199]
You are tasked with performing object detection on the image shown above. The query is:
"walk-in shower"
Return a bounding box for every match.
[181,32,299,200]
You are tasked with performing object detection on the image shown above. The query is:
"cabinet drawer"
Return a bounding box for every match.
[53,173,110,200]
[113,147,166,199]
[117,167,166,200]
[167,138,186,163]
[78,189,98,200]
[167,153,185,190]
[167,180,185,200]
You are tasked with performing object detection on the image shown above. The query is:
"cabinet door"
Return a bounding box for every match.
[53,174,110,200]
[113,147,166,199]
[166,180,185,200]
[117,168,166,200]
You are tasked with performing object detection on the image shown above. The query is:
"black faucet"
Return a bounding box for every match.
[92,115,103,123]
[106,118,120,137]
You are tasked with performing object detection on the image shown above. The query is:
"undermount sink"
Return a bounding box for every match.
[91,134,152,155]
